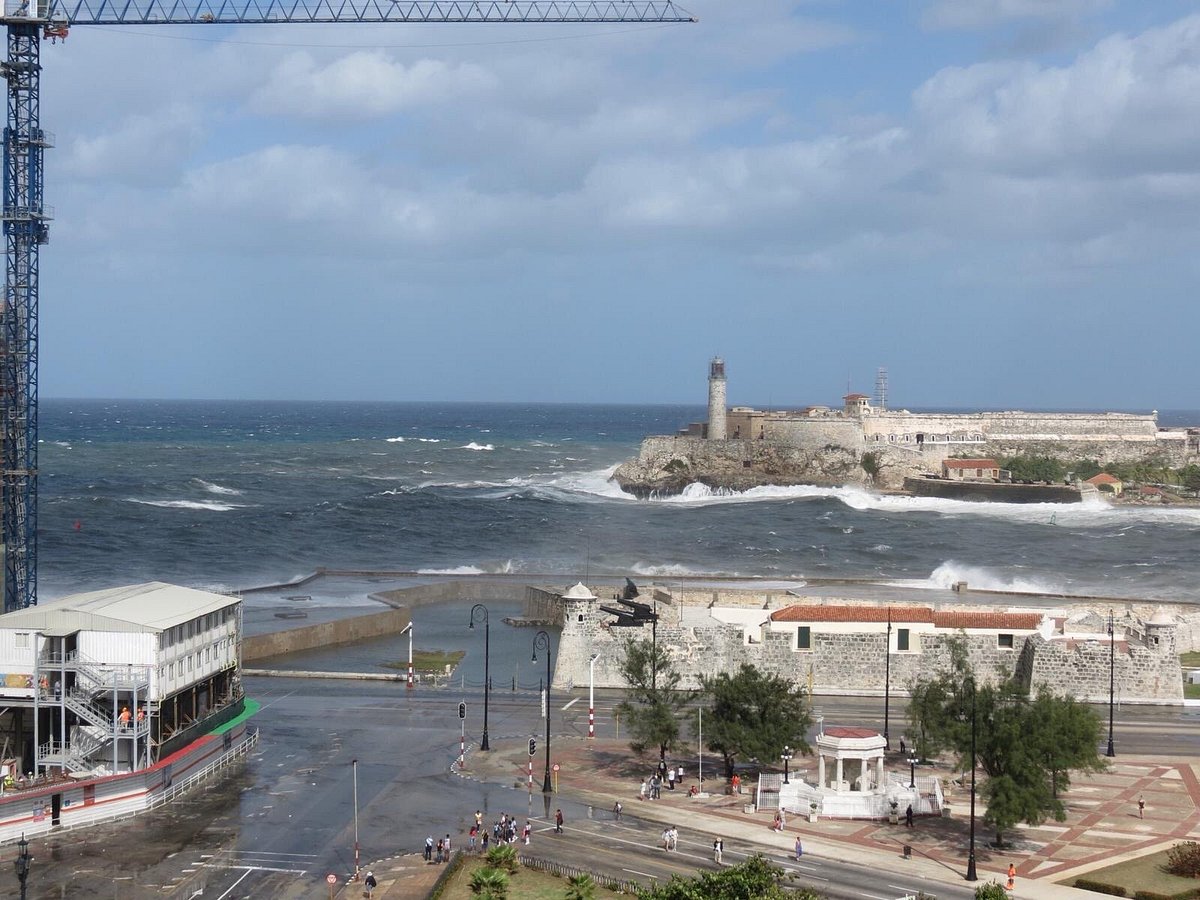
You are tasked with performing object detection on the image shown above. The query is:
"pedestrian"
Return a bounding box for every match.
[444,834,452,857]
[676,764,684,786]
[555,808,564,833]
[613,800,623,822]
[713,837,724,864]
[524,819,532,845]
[669,826,678,851]
[651,775,661,800]
[1138,796,1146,818]
[667,767,676,791]
[364,871,377,899]
[435,838,443,864]
[732,773,741,795]
[1007,862,1016,891]
[899,736,906,754]
[905,804,914,828]
[639,778,648,801]
[481,830,489,852]
[795,835,803,859]
[468,824,477,853]
[661,827,670,851]
[424,835,433,862]
[778,808,786,829]
[772,811,782,832]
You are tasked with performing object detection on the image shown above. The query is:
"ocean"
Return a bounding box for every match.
[35,399,1200,604]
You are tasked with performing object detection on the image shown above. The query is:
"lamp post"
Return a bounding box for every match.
[352,758,360,881]
[588,653,600,739]
[883,609,891,751]
[908,755,919,789]
[469,604,491,752]
[781,746,793,785]
[401,622,414,689]
[1107,609,1116,758]
[532,630,553,793]
[966,680,978,882]
[13,833,31,900]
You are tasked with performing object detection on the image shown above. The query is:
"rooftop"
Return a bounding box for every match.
[0,582,239,635]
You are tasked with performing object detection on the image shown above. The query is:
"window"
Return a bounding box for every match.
[896,628,910,652]
[998,633,1015,649]
[169,663,175,679]
[797,626,811,650]
[205,648,211,663]
[188,655,194,672]
[14,632,28,649]
[187,621,194,639]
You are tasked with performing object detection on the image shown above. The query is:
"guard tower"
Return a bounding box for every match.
[707,357,727,440]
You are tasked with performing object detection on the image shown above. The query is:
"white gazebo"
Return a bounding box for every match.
[816,726,886,793]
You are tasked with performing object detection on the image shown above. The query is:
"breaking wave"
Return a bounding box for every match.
[892,561,1065,595]
[126,498,243,512]
[461,442,494,451]
[196,479,241,496]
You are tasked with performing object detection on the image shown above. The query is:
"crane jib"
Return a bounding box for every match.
[20,0,696,26]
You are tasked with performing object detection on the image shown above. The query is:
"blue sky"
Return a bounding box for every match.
[37,0,1200,409]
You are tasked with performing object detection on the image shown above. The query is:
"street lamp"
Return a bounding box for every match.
[401,622,414,689]
[1107,609,1116,758]
[532,630,553,793]
[781,746,794,785]
[588,653,600,739]
[966,680,978,882]
[352,759,360,881]
[908,755,919,789]
[883,609,891,751]
[13,833,31,900]
[469,604,491,752]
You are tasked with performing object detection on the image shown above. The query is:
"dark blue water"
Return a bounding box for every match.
[36,400,1200,602]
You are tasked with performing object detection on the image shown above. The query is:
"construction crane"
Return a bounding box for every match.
[0,0,695,613]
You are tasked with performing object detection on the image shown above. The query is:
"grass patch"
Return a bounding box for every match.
[1066,848,1200,897]
[438,857,624,900]
[382,650,465,673]
[1180,652,1200,667]
[1185,681,1200,701]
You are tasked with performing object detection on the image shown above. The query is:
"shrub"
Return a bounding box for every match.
[1073,878,1127,896]
[974,882,1008,900]
[1132,891,1200,900]
[1167,841,1200,878]
[469,866,509,899]
[484,843,519,874]
[565,873,597,900]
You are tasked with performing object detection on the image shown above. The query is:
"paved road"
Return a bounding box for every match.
[518,807,978,900]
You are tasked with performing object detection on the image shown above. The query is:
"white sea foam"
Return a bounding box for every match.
[629,561,733,577]
[126,498,242,512]
[386,436,406,443]
[891,561,1064,595]
[418,438,441,443]
[196,479,242,496]
[416,565,486,575]
[461,442,495,451]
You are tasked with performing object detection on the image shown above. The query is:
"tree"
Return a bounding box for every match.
[615,636,685,761]
[860,450,888,485]
[564,873,597,900]
[1167,841,1200,877]
[908,643,1104,847]
[700,663,812,778]
[469,866,510,899]
[1000,455,1065,483]
[636,855,820,900]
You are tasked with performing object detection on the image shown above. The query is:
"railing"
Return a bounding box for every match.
[146,728,259,811]
[517,853,641,894]
[36,740,89,773]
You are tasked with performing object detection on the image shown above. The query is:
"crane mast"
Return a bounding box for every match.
[0,0,694,612]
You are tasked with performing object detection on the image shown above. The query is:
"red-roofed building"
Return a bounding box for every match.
[1086,472,1123,495]
[842,393,872,417]
[941,458,1000,481]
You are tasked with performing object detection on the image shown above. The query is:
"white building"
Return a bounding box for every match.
[0,582,243,778]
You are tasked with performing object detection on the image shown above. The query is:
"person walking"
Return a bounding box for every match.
[713,837,724,865]
[444,834,452,857]
[435,838,443,864]
[732,773,741,795]
[481,829,489,852]
[905,804,914,828]
[364,871,377,899]
[795,835,803,860]
[468,824,477,853]
[1138,796,1146,818]
[667,767,676,791]
[555,808,564,833]
[424,835,433,863]
[1007,862,1017,891]
[613,800,623,822]
[523,819,532,845]
[639,778,648,801]
[676,764,684,786]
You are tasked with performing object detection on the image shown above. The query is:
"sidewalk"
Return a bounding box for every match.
[464,736,1200,899]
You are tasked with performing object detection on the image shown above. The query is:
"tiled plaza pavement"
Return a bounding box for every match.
[497,737,1200,889]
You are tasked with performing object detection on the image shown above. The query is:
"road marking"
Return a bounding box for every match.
[214,868,254,900]
[622,867,656,878]
[856,893,892,900]
[562,698,580,710]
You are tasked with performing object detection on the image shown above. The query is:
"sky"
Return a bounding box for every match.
[34,0,1200,409]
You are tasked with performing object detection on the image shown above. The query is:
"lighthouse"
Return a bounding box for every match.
[707,357,727,440]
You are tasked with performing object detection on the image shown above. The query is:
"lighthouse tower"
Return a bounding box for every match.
[707,357,727,440]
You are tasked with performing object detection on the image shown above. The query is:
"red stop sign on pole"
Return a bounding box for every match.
[326,874,337,885]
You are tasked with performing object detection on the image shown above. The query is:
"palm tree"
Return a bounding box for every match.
[484,843,519,874]
[469,866,509,899]
[564,872,597,900]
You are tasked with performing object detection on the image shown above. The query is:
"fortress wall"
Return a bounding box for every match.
[1028,633,1182,703]
[763,419,864,449]
[863,411,1159,439]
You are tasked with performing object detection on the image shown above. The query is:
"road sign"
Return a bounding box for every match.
[552,763,560,772]
[326,874,337,885]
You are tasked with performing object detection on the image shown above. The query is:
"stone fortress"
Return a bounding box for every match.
[613,358,1200,494]
[534,581,1197,705]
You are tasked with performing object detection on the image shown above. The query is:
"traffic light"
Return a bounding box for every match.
[458,702,466,719]
[528,738,537,756]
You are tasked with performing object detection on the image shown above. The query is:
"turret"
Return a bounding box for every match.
[707,357,727,440]
[557,582,599,689]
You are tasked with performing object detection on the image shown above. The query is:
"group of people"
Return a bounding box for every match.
[422,834,455,864]
[639,762,689,801]
[468,810,533,853]
[659,825,680,851]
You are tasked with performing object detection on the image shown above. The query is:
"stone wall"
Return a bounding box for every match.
[552,586,1197,703]
[243,608,412,661]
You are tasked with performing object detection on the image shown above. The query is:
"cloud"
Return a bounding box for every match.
[922,0,1112,30]
[59,105,204,186]
[248,51,496,119]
